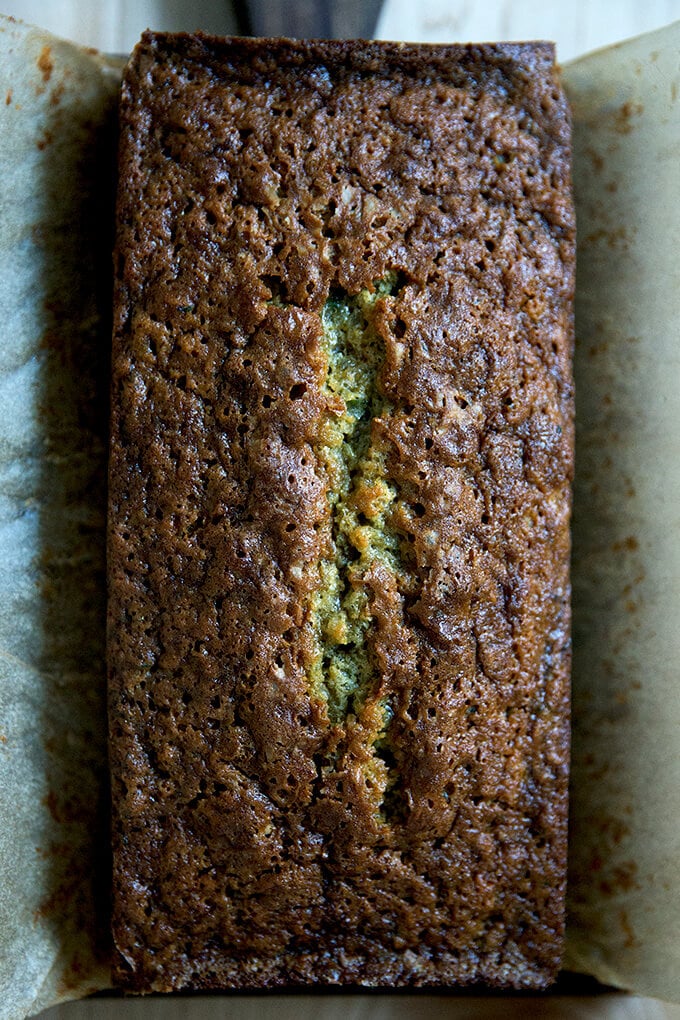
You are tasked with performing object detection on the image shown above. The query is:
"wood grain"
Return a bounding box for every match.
[2,0,679,57]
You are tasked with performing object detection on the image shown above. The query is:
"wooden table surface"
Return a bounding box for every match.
[1,0,679,61]
[3,0,679,1017]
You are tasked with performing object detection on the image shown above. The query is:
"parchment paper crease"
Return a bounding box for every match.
[0,13,679,1018]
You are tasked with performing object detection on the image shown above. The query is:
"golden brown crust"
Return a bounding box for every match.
[108,33,575,990]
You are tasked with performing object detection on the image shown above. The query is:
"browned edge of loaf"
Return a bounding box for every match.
[107,32,575,993]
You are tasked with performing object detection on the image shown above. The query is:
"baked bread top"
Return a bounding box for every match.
[108,34,575,991]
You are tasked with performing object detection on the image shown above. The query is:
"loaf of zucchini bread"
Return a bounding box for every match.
[108,33,575,990]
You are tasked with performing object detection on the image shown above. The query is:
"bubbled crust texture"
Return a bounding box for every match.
[108,34,575,991]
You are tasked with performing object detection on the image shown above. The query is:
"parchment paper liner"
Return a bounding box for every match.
[0,14,678,1016]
